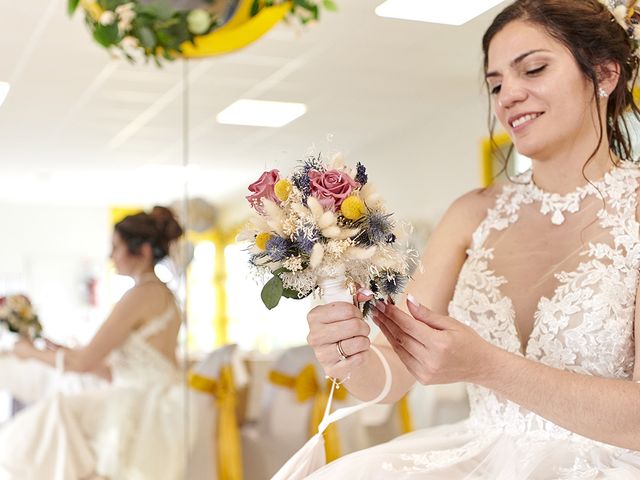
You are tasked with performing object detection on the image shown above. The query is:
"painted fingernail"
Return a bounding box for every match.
[359,288,374,296]
[375,301,386,313]
[407,294,419,307]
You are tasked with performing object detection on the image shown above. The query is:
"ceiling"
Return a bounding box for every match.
[0,0,508,222]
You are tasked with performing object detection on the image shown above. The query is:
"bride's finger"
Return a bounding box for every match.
[315,336,370,364]
[382,303,437,346]
[373,312,425,357]
[373,312,423,359]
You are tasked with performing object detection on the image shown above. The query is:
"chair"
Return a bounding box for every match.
[188,343,249,480]
[242,345,368,480]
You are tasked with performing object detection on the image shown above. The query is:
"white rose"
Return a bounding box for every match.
[613,5,628,27]
[99,11,116,26]
[187,9,212,35]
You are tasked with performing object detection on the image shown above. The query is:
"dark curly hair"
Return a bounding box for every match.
[483,0,640,172]
[114,206,183,263]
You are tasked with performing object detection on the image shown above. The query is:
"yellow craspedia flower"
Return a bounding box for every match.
[255,232,272,250]
[274,179,292,201]
[341,195,366,220]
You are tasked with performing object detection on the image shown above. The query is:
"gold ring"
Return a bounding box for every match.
[336,340,348,361]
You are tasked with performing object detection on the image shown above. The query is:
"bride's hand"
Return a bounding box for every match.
[373,297,494,385]
[307,290,374,379]
[12,338,36,360]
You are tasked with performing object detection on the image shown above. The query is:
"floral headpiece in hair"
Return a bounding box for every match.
[599,0,640,58]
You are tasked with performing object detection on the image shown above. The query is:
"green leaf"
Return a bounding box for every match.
[261,275,284,310]
[93,23,120,47]
[136,26,157,49]
[322,0,338,12]
[282,287,312,299]
[250,0,260,17]
[68,0,80,16]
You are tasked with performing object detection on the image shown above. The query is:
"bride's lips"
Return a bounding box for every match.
[508,112,544,131]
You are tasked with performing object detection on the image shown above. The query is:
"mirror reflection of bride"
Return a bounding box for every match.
[0,206,192,480]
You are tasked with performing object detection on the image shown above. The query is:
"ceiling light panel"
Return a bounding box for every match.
[216,99,307,128]
[375,0,506,26]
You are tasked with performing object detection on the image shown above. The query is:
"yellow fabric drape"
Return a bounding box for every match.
[269,364,347,462]
[397,395,414,433]
[189,365,243,480]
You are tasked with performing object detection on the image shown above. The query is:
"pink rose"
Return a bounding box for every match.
[308,169,359,211]
[246,169,280,213]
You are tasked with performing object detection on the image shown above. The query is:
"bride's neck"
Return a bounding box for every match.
[530,147,617,195]
[133,270,158,285]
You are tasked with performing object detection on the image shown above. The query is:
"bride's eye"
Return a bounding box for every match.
[526,65,547,76]
[490,84,502,95]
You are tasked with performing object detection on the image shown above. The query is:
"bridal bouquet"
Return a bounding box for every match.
[240,153,417,310]
[0,295,43,340]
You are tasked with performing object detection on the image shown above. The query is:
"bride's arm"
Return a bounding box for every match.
[474,295,640,450]
[15,288,147,373]
[375,278,640,450]
[312,188,492,403]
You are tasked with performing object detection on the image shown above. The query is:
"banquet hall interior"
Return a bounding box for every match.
[0,1,534,478]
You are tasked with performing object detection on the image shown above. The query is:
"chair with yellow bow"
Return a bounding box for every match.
[242,345,369,479]
[188,343,249,480]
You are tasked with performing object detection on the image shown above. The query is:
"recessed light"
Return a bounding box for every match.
[216,99,307,128]
[375,0,506,26]
[0,82,10,107]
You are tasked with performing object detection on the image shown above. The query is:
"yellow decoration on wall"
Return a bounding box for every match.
[181,1,291,59]
[109,206,143,226]
[479,132,511,187]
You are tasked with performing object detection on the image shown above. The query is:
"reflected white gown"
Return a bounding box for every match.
[0,308,190,480]
[309,165,640,479]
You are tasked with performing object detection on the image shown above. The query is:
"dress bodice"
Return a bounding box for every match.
[449,164,640,441]
[109,306,181,387]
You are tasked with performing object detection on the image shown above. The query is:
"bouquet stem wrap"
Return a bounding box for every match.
[318,268,353,305]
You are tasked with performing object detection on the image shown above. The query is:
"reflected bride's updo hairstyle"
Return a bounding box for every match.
[115,206,184,263]
[482,0,640,164]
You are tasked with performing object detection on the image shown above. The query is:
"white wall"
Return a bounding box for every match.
[0,203,111,343]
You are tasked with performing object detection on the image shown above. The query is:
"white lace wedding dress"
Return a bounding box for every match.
[0,307,190,480]
[308,164,640,479]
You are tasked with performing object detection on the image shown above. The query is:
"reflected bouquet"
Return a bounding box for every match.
[240,153,417,310]
[0,295,43,340]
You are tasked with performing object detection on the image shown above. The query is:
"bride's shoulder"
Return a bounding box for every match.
[446,183,503,222]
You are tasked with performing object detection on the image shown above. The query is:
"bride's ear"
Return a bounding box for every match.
[596,60,621,97]
[139,242,153,263]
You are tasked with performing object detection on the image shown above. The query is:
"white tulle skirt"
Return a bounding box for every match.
[307,419,640,479]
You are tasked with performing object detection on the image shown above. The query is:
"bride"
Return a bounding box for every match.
[0,206,190,480]
[304,0,640,477]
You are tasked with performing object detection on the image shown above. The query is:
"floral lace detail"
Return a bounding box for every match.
[522,169,617,225]
[444,165,640,473]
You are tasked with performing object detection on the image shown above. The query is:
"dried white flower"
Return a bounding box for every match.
[99,11,116,25]
[310,243,324,268]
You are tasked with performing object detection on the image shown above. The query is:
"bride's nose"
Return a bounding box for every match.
[497,78,527,109]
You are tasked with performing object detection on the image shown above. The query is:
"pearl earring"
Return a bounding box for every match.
[598,87,608,98]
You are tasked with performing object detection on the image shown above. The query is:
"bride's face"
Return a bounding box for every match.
[110,231,136,276]
[486,20,597,160]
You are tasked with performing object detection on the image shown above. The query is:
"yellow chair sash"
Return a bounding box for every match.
[269,364,347,462]
[398,394,414,433]
[189,365,243,480]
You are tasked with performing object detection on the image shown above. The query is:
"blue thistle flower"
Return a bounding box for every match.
[295,228,318,254]
[265,236,293,262]
[293,171,312,201]
[366,212,394,245]
[355,162,368,185]
[378,272,408,296]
